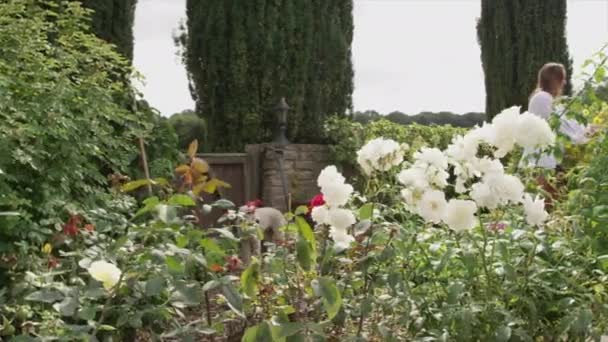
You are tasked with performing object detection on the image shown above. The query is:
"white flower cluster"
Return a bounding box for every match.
[398,106,552,230]
[311,166,356,250]
[356,138,407,175]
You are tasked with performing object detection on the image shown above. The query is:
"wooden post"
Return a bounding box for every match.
[138,137,153,196]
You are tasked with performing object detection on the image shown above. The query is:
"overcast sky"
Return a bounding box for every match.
[133,0,608,117]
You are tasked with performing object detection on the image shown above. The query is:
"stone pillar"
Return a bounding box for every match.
[246,144,331,213]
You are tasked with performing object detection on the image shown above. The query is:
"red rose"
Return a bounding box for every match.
[48,257,60,269]
[62,215,82,236]
[226,255,242,272]
[308,194,325,213]
[245,199,263,209]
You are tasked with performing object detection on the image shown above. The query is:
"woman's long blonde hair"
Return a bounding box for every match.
[533,62,567,98]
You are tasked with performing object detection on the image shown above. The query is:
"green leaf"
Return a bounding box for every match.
[120,178,166,192]
[0,211,19,217]
[174,281,201,305]
[240,259,260,298]
[242,322,272,342]
[52,296,79,317]
[447,282,465,305]
[316,277,342,320]
[494,326,512,342]
[296,238,315,271]
[25,289,64,303]
[212,199,235,209]
[200,238,225,255]
[358,203,374,220]
[167,194,196,207]
[294,205,309,216]
[296,216,315,248]
[210,228,239,242]
[221,283,244,318]
[271,321,304,339]
[78,306,97,321]
[203,280,221,292]
[145,277,165,297]
[134,196,160,219]
[175,235,189,248]
[166,256,185,274]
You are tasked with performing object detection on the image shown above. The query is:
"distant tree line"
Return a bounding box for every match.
[353,110,486,128]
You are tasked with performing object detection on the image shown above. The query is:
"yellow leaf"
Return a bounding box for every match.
[201,178,231,194]
[192,182,205,196]
[191,158,209,174]
[193,174,208,185]
[175,164,190,174]
[187,140,199,158]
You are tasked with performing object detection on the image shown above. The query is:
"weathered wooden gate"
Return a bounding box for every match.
[198,153,251,227]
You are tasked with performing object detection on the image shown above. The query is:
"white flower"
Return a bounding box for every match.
[521,194,548,226]
[330,228,355,250]
[455,177,467,194]
[311,205,330,225]
[470,182,500,209]
[490,174,525,204]
[322,182,354,207]
[417,190,448,224]
[446,134,480,162]
[317,166,345,189]
[427,167,450,189]
[397,167,429,190]
[474,157,504,178]
[516,112,556,149]
[356,138,405,175]
[486,106,521,157]
[413,147,448,170]
[444,199,478,232]
[88,261,122,290]
[473,173,525,208]
[327,207,357,230]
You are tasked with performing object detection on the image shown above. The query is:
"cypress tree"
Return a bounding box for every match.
[477,0,572,119]
[81,0,138,62]
[181,0,354,152]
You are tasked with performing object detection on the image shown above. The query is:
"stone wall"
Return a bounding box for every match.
[245,144,331,212]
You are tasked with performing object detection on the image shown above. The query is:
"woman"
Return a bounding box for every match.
[522,62,596,203]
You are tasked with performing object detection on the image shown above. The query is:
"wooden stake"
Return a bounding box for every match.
[138,137,153,196]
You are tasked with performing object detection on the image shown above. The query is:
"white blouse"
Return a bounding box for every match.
[521,91,588,169]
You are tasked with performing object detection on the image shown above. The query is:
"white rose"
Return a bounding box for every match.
[330,228,355,251]
[311,205,330,225]
[516,112,556,149]
[322,182,354,207]
[317,166,345,189]
[88,261,122,290]
[417,190,448,224]
[446,134,480,162]
[487,106,521,157]
[470,181,500,209]
[356,138,404,175]
[444,199,478,232]
[521,194,548,226]
[327,207,357,230]
[413,147,448,170]
[397,167,429,190]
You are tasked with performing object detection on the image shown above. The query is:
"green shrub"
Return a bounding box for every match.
[0,0,152,258]
[324,117,466,171]
[168,110,207,151]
